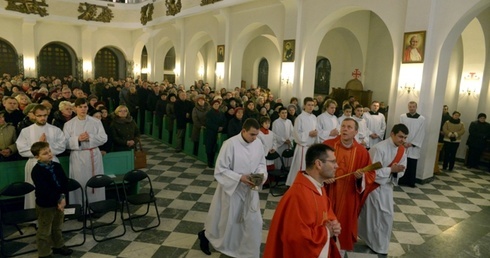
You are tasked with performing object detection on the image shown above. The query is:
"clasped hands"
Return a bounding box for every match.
[78,131,90,142]
[326,220,341,237]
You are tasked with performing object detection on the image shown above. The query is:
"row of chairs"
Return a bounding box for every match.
[265,148,294,197]
[0,169,160,257]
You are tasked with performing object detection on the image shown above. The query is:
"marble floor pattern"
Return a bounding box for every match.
[4,135,490,258]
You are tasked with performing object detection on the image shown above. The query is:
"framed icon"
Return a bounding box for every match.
[217,45,225,62]
[283,40,295,62]
[402,31,426,63]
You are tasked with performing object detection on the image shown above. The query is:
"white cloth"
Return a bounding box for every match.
[204,133,267,258]
[358,137,407,254]
[272,118,294,168]
[363,112,386,148]
[63,116,107,205]
[286,112,317,186]
[337,114,351,127]
[409,48,422,61]
[258,130,278,167]
[317,112,339,142]
[353,115,371,148]
[16,124,66,209]
[400,114,426,159]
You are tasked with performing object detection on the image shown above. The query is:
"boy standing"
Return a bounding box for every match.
[30,141,73,258]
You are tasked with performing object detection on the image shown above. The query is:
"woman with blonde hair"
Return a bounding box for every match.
[15,93,31,112]
[52,101,75,130]
[110,105,140,152]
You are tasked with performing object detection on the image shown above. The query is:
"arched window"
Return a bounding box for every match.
[0,39,19,76]
[141,46,148,80]
[39,43,73,78]
[94,48,119,79]
[164,47,175,71]
[314,58,331,94]
[257,58,269,89]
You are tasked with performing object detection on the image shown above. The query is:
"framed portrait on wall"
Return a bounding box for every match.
[217,45,225,62]
[402,31,426,63]
[283,39,295,62]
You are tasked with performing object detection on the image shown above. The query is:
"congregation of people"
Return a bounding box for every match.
[2,72,490,258]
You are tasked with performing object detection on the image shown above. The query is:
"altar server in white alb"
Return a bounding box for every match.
[363,101,386,148]
[198,118,267,257]
[317,99,340,142]
[258,116,278,169]
[286,97,318,186]
[358,124,408,255]
[399,101,425,187]
[63,98,107,205]
[272,107,294,156]
[16,104,66,209]
[353,104,372,148]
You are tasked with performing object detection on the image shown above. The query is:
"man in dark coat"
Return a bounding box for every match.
[174,91,193,152]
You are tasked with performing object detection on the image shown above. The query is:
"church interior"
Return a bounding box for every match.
[1,0,490,257]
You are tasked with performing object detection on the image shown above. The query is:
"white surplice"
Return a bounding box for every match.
[353,115,372,148]
[16,123,66,209]
[317,112,339,142]
[286,112,317,186]
[258,130,278,167]
[358,137,407,254]
[63,116,107,205]
[363,112,386,148]
[272,118,294,168]
[204,133,267,258]
[400,113,426,159]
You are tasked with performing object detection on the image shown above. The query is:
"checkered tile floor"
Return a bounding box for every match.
[5,135,490,258]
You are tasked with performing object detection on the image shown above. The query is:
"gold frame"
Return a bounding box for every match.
[402,31,426,63]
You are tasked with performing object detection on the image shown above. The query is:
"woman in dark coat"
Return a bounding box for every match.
[191,95,210,155]
[110,105,140,152]
[227,107,244,137]
[466,113,490,169]
[125,86,139,121]
[52,101,75,130]
[205,100,226,168]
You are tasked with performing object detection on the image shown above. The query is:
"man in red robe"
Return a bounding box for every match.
[323,118,375,252]
[264,144,341,258]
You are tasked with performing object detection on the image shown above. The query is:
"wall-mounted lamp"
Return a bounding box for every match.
[141,68,148,74]
[198,66,204,79]
[464,72,480,81]
[173,67,180,77]
[460,72,481,96]
[281,63,294,87]
[399,83,415,94]
[215,63,224,80]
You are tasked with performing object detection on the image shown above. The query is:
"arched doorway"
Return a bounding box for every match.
[0,38,19,76]
[38,42,77,78]
[257,58,269,88]
[94,47,126,79]
[314,58,331,94]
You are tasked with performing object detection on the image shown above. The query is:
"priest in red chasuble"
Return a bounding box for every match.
[323,118,376,252]
[264,144,341,258]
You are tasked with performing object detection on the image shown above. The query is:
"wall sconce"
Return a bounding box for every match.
[141,68,148,74]
[215,63,224,80]
[198,66,204,79]
[460,72,481,96]
[24,57,35,77]
[281,63,294,86]
[399,83,415,93]
[173,67,180,77]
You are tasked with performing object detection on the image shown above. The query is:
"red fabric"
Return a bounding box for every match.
[264,173,341,258]
[323,136,374,251]
[260,127,270,134]
[359,145,405,214]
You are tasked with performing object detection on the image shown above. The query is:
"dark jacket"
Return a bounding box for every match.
[191,102,210,142]
[110,115,140,152]
[174,99,192,130]
[31,161,68,208]
[227,117,243,137]
[467,120,490,149]
[52,110,75,130]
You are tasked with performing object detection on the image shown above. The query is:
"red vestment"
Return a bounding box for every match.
[264,173,340,258]
[323,136,375,251]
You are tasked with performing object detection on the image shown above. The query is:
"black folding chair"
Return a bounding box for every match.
[0,182,37,257]
[122,169,160,232]
[63,178,86,247]
[85,174,126,242]
[281,148,295,174]
[266,152,289,196]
